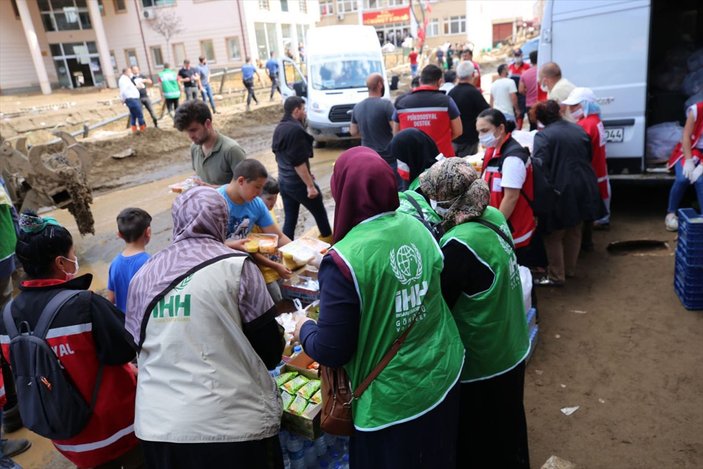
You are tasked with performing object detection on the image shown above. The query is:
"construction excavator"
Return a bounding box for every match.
[0,131,95,235]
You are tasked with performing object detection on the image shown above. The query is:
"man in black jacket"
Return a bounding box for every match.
[271,97,332,241]
[449,61,489,156]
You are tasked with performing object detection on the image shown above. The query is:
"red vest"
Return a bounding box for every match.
[578,114,610,200]
[669,101,703,169]
[395,85,456,157]
[481,136,536,248]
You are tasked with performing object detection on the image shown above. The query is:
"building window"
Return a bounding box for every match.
[226,37,241,61]
[172,43,186,66]
[125,49,139,68]
[364,0,379,9]
[150,46,164,67]
[387,0,406,5]
[259,0,270,10]
[319,0,333,16]
[200,40,216,62]
[280,0,288,12]
[38,0,94,32]
[141,0,175,7]
[427,18,439,37]
[299,0,307,13]
[444,16,467,35]
[50,41,103,89]
[109,49,118,73]
[339,0,357,13]
[114,0,126,12]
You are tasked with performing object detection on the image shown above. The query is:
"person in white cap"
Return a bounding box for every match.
[563,87,611,230]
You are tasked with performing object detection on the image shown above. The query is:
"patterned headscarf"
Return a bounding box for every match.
[419,158,490,228]
[19,213,61,234]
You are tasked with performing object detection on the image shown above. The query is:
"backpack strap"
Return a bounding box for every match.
[404,193,428,223]
[33,290,83,339]
[2,301,18,339]
[471,218,516,251]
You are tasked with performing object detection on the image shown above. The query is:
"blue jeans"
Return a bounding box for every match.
[667,160,703,213]
[200,83,216,111]
[125,98,145,126]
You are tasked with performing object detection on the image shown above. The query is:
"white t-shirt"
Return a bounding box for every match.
[491,78,517,117]
[500,156,527,189]
[687,104,703,150]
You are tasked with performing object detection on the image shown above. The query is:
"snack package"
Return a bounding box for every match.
[310,389,322,405]
[288,395,309,415]
[297,379,321,400]
[281,391,295,410]
[276,372,298,388]
[282,375,309,394]
[258,238,277,254]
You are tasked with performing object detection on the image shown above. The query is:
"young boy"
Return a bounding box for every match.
[107,208,152,313]
[218,160,292,290]
[252,177,286,302]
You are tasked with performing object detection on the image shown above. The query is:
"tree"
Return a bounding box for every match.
[148,11,184,65]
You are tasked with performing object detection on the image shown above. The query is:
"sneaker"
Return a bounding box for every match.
[665,213,678,232]
[1,439,31,458]
[0,456,21,469]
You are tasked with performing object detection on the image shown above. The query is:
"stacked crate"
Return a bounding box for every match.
[675,209,703,310]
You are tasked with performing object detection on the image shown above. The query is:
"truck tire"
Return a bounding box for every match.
[313,140,327,148]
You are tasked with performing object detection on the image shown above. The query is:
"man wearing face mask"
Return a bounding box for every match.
[508,49,530,129]
[477,109,538,266]
[539,62,575,110]
[563,87,611,229]
[350,74,396,173]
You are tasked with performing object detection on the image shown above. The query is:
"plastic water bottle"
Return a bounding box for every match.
[318,460,330,469]
[288,434,305,467]
[335,436,350,454]
[283,452,291,469]
[304,441,318,468]
[333,454,350,469]
[314,436,328,457]
[291,344,303,357]
[279,430,290,451]
[324,432,337,449]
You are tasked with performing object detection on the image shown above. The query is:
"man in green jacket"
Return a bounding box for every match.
[158,63,181,119]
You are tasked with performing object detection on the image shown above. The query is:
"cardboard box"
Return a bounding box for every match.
[280,353,322,439]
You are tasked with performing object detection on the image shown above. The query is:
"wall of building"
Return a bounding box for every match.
[0,1,39,91]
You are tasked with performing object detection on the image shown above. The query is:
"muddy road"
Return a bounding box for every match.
[11,95,703,468]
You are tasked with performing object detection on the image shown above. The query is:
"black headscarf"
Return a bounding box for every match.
[389,129,440,185]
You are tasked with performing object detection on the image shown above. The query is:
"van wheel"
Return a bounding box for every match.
[313,140,327,148]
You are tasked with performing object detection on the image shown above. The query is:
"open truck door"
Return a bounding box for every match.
[279,57,307,100]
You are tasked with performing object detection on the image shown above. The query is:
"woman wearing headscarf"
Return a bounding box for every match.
[1,213,143,468]
[389,128,441,190]
[420,158,531,469]
[530,100,603,286]
[126,187,284,469]
[293,147,464,469]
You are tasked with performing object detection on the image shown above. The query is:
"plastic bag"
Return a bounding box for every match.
[297,380,321,400]
[282,375,310,394]
[645,122,683,163]
[276,372,297,388]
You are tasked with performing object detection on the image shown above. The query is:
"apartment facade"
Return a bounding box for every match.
[316,0,469,50]
[0,0,319,95]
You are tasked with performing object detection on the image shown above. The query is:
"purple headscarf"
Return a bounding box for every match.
[126,187,237,347]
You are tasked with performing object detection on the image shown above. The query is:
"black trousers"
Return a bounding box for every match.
[142,435,283,469]
[243,78,259,106]
[279,180,332,240]
[141,96,158,124]
[458,361,530,469]
[351,382,460,469]
[164,98,179,117]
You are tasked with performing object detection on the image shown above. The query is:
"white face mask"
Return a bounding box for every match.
[430,197,457,217]
[479,131,499,148]
[59,256,79,280]
[570,107,584,121]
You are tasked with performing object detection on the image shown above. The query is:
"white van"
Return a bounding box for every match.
[539,0,702,178]
[278,25,390,146]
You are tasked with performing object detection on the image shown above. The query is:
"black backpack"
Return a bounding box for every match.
[2,290,103,440]
[401,192,445,241]
[491,138,558,218]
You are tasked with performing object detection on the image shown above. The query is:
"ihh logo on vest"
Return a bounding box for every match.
[390,244,427,332]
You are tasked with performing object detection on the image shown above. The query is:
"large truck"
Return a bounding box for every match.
[278,25,390,146]
[538,0,702,179]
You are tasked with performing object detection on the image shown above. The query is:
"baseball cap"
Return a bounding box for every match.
[562,87,597,105]
[513,48,523,56]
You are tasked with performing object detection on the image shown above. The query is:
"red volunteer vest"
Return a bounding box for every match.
[578,114,610,200]
[395,85,456,157]
[668,101,703,169]
[481,135,536,248]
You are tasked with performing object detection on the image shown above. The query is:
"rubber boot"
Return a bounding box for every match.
[130,125,138,134]
[318,234,334,245]
[139,124,147,132]
[2,405,23,434]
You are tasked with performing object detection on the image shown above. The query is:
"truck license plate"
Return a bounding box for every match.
[605,128,624,143]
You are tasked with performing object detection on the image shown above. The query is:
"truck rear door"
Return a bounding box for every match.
[541,0,651,170]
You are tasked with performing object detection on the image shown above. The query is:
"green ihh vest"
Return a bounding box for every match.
[397,190,442,225]
[440,206,529,383]
[159,69,180,99]
[333,212,464,431]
